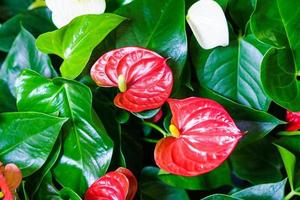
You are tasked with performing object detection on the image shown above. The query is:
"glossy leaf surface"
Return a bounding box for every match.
[0,28,56,98]
[36,13,125,79]
[84,167,137,200]
[91,47,173,112]
[286,111,300,131]
[232,179,287,200]
[155,97,242,176]
[15,70,113,195]
[115,0,187,90]
[192,34,270,111]
[0,112,66,177]
[251,0,300,111]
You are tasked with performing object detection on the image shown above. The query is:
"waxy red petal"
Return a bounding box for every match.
[85,168,137,200]
[286,111,300,131]
[0,174,13,200]
[154,97,243,176]
[91,47,173,112]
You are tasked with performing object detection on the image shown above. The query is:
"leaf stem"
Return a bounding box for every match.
[143,121,168,137]
[143,138,160,143]
[285,191,296,200]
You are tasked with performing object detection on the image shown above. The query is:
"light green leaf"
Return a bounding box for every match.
[274,144,296,191]
[36,13,126,79]
[0,112,67,177]
[16,70,113,195]
[202,194,241,200]
[115,0,187,91]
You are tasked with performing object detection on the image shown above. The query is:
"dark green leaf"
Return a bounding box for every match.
[59,188,82,200]
[192,33,270,111]
[198,86,283,145]
[158,162,232,190]
[232,179,287,200]
[228,0,255,32]
[251,0,300,111]
[34,172,62,200]
[16,70,113,195]
[131,108,161,119]
[0,27,56,98]
[140,167,190,200]
[274,144,296,191]
[0,8,55,52]
[0,0,33,20]
[230,139,283,184]
[0,112,67,177]
[202,194,240,200]
[36,13,126,79]
[115,0,187,91]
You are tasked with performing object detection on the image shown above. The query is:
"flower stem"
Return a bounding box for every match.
[143,121,168,137]
[143,138,159,143]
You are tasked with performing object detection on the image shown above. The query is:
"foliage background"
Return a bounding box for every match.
[0,0,300,199]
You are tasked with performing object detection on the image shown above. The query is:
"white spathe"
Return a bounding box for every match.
[187,0,229,49]
[46,0,106,28]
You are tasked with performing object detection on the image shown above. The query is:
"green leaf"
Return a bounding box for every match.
[0,112,67,177]
[34,172,62,200]
[261,48,300,111]
[228,0,255,32]
[0,0,33,20]
[0,8,55,52]
[158,162,232,190]
[274,144,296,191]
[131,108,161,119]
[115,0,187,91]
[140,167,190,200]
[202,194,241,200]
[26,138,62,199]
[198,85,283,145]
[232,179,287,200]
[192,33,271,111]
[59,188,82,200]
[36,13,126,79]
[0,27,57,98]
[230,138,283,184]
[251,0,300,111]
[16,70,113,195]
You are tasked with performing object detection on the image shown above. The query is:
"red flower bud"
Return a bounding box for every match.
[85,167,137,200]
[154,97,243,176]
[91,47,173,112]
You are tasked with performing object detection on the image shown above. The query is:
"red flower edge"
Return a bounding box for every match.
[154,97,243,176]
[0,163,22,200]
[286,111,300,131]
[84,167,137,200]
[91,47,173,112]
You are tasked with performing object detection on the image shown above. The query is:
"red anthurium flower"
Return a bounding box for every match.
[286,111,300,131]
[0,162,22,200]
[154,97,243,176]
[91,47,173,112]
[85,167,137,200]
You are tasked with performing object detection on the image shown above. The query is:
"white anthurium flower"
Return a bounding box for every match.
[45,0,106,28]
[186,0,229,49]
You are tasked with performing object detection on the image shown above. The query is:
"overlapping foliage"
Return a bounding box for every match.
[0,0,300,199]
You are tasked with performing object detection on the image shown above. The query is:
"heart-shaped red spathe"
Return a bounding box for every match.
[84,167,137,200]
[90,47,173,112]
[286,111,300,131]
[154,97,243,176]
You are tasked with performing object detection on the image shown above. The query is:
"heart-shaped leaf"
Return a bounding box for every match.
[36,13,126,79]
[251,0,300,111]
[0,112,67,177]
[154,97,243,176]
[91,47,173,112]
[85,167,137,200]
[15,70,113,195]
[191,33,271,111]
[115,0,187,91]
